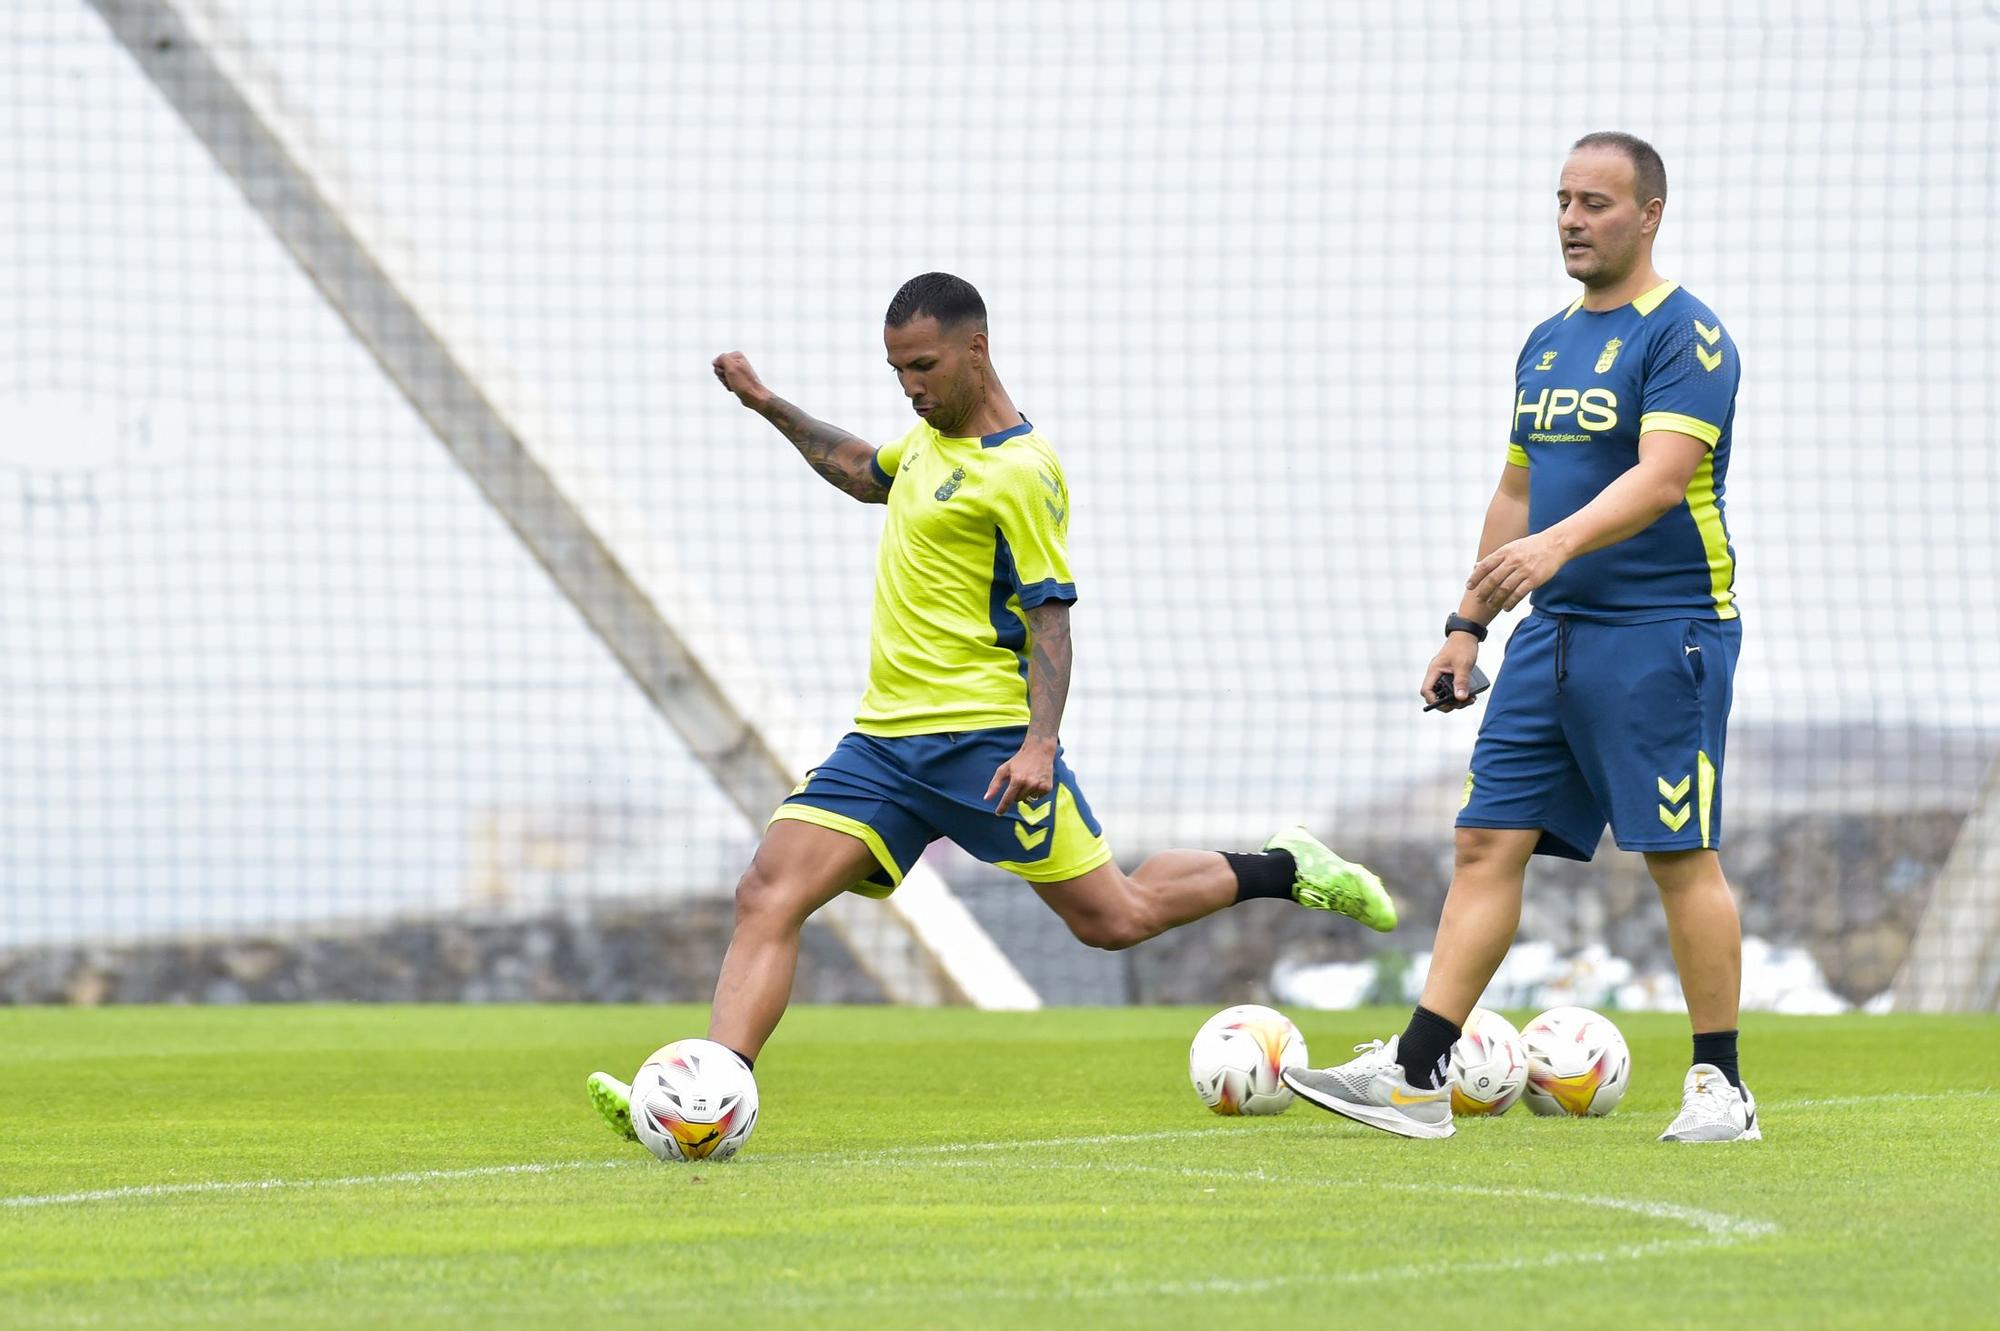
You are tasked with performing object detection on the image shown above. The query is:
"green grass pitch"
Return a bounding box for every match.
[3,1005,1996,1329]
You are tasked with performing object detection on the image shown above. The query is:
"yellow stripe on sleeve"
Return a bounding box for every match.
[1640,411,1722,449]
[1506,443,1530,468]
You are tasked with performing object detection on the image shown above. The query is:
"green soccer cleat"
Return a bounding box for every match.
[587,1071,638,1142]
[1264,825,1398,932]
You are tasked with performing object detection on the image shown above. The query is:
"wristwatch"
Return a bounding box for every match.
[1444,613,1489,642]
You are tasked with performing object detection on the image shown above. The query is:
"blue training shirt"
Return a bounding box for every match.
[1508,281,1741,622]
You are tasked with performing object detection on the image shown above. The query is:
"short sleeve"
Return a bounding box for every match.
[870,427,913,490]
[1640,314,1740,449]
[992,451,1077,608]
[1507,333,1536,459]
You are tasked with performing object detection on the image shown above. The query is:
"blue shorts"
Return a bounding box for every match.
[770,727,1114,897]
[1457,613,1740,861]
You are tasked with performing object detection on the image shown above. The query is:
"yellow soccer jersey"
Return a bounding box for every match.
[854,418,1076,736]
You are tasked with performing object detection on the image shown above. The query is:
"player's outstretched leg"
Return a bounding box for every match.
[1264,825,1397,931]
[585,819,878,1144]
[1033,827,1395,952]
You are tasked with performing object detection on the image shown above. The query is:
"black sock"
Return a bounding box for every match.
[727,1047,755,1074]
[1222,849,1297,903]
[1395,1006,1461,1089]
[1692,1030,1739,1091]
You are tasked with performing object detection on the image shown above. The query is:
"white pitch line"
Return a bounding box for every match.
[1773,1088,1996,1110]
[0,1159,633,1211]
[2,1085,1986,1214]
[925,1157,1777,1239]
[0,1133,1228,1212]
[753,1237,1725,1312]
[744,1160,1773,1311]
[786,1125,1228,1166]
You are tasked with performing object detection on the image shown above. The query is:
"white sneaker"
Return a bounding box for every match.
[1282,1036,1455,1139]
[1658,1063,1762,1142]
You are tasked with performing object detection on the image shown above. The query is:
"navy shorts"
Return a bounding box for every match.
[770,727,1114,897]
[1457,613,1741,861]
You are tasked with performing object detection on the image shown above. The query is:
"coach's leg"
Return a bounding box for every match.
[1417,827,1541,1024]
[1645,849,1741,1035]
[1279,826,1534,1132]
[1033,852,1237,951]
[707,820,883,1061]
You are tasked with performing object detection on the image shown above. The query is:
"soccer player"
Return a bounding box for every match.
[1285,134,1758,1142]
[586,272,1396,1140]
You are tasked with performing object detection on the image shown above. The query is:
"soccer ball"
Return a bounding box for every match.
[630,1039,760,1162]
[1447,1006,1528,1116]
[1521,1006,1631,1117]
[1188,1004,1309,1115]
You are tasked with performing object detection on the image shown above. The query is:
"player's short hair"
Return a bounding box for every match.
[885,272,987,330]
[1572,131,1668,206]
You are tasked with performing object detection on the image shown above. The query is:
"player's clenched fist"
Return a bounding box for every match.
[712,351,772,409]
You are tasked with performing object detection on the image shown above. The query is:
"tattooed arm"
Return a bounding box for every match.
[983,600,1072,816]
[712,351,888,503]
[1023,601,1072,746]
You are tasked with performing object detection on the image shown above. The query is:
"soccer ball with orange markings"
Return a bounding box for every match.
[631,1039,760,1162]
[1447,1006,1529,1116]
[1188,1004,1309,1116]
[1521,1006,1631,1117]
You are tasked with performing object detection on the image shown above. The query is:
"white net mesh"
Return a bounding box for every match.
[3,0,1995,1007]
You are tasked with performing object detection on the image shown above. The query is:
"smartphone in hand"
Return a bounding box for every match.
[1425,663,1491,712]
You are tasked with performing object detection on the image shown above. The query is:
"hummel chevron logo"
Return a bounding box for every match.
[1693,319,1724,372]
[1044,499,1066,525]
[1014,796,1053,850]
[1658,773,1692,831]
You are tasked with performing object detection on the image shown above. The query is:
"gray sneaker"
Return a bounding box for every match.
[1658,1063,1762,1142]
[1282,1036,1455,1139]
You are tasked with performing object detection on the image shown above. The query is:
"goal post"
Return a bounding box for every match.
[85,0,1039,1011]
[1894,754,2000,1013]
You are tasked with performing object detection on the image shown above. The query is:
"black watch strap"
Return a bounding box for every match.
[1444,613,1488,642]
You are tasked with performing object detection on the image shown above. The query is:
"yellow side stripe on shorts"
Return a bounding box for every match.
[1696,751,1716,850]
[769,802,903,893]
